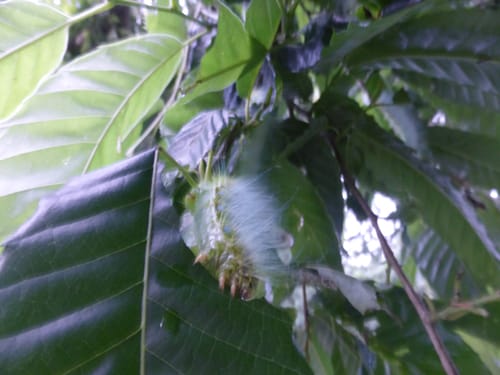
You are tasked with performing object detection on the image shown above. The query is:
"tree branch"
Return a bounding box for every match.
[329,134,459,375]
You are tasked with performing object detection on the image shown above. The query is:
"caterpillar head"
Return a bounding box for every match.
[180,174,293,300]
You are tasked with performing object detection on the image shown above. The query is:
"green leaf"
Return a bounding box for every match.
[163,91,224,132]
[0,0,68,119]
[266,161,341,268]
[317,0,447,70]
[298,137,344,237]
[347,123,500,289]
[410,226,480,300]
[368,94,427,152]
[428,127,500,190]
[308,266,379,314]
[186,1,253,100]
[0,149,312,374]
[371,288,489,374]
[145,0,187,40]
[343,10,500,92]
[398,71,500,139]
[236,0,281,97]
[167,109,228,168]
[307,313,365,375]
[0,34,184,243]
[446,300,500,373]
[245,0,281,50]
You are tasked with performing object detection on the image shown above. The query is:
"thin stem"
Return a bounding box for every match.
[70,1,113,24]
[435,290,500,321]
[114,0,213,28]
[158,148,197,188]
[329,135,459,375]
[126,30,206,157]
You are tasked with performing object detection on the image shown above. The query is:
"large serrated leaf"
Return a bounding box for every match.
[267,162,341,269]
[428,127,500,190]
[0,0,68,120]
[398,71,500,139]
[342,9,500,94]
[0,149,312,375]
[0,34,184,243]
[347,124,500,289]
[317,0,448,70]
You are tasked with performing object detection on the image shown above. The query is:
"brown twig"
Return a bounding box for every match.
[329,135,459,375]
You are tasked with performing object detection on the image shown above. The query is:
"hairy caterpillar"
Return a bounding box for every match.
[180,173,293,300]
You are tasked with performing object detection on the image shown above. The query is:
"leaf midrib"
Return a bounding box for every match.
[83,39,185,173]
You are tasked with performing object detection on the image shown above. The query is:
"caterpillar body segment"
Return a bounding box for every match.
[180,174,293,300]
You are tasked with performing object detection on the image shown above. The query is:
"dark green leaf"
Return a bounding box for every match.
[167,109,228,168]
[449,298,500,346]
[343,10,500,93]
[370,288,489,374]
[410,227,480,300]
[0,149,312,374]
[267,161,341,268]
[398,71,500,139]
[428,127,500,190]
[369,98,428,152]
[308,266,379,314]
[299,137,344,237]
[317,0,447,70]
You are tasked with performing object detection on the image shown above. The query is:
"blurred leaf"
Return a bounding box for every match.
[428,127,500,190]
[186,2,253,100]
[163,91,224,132]
[273,13,335,74]
[410,226,480,300]
[167,109,229,168]
[456,330,500,375]
[0,0,68,119]
[308,266,379,314]
[446,300,500,374]
[370,98,427,153]
[236,0,280,98]
[307,313,365,375]
[145,0,187,39]
[299,137,344,237]
[266,161,341,268]
[370,288,489,374]
[317,0,445,70]
[346,123,500,289]
[0,34,184,243]
[245,0,281,50]
[449,299,500,344]
[342,10,500,94]
[398,71,500,139]
[0,149,312,374]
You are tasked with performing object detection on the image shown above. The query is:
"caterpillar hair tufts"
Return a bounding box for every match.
[180,172,293,300]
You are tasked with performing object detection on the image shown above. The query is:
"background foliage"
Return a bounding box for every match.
[0,0,499,374]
